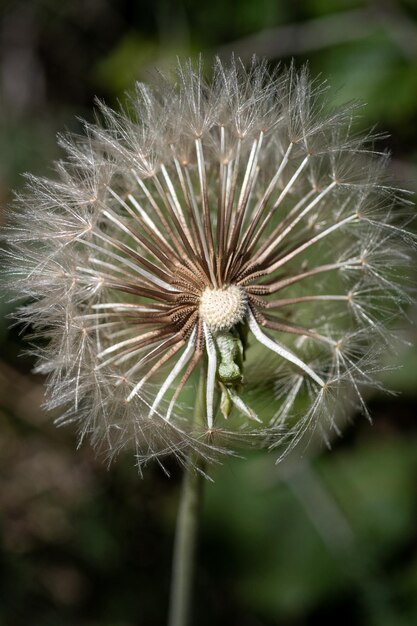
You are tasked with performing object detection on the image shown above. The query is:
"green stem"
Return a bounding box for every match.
[167,363,207,626]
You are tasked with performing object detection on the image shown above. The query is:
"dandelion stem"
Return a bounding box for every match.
[168,361,207,626]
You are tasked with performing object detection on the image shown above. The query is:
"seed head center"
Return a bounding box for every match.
[199,284,247,332]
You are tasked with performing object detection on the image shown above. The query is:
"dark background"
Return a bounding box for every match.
[0,1,417,625]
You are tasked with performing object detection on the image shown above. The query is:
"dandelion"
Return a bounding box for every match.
[3,56,414,626]
[4,57,413,471]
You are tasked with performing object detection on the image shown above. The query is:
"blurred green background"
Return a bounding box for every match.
[0,1,417,625]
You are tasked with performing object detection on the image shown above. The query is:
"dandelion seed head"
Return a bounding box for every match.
[3,55,414,473]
